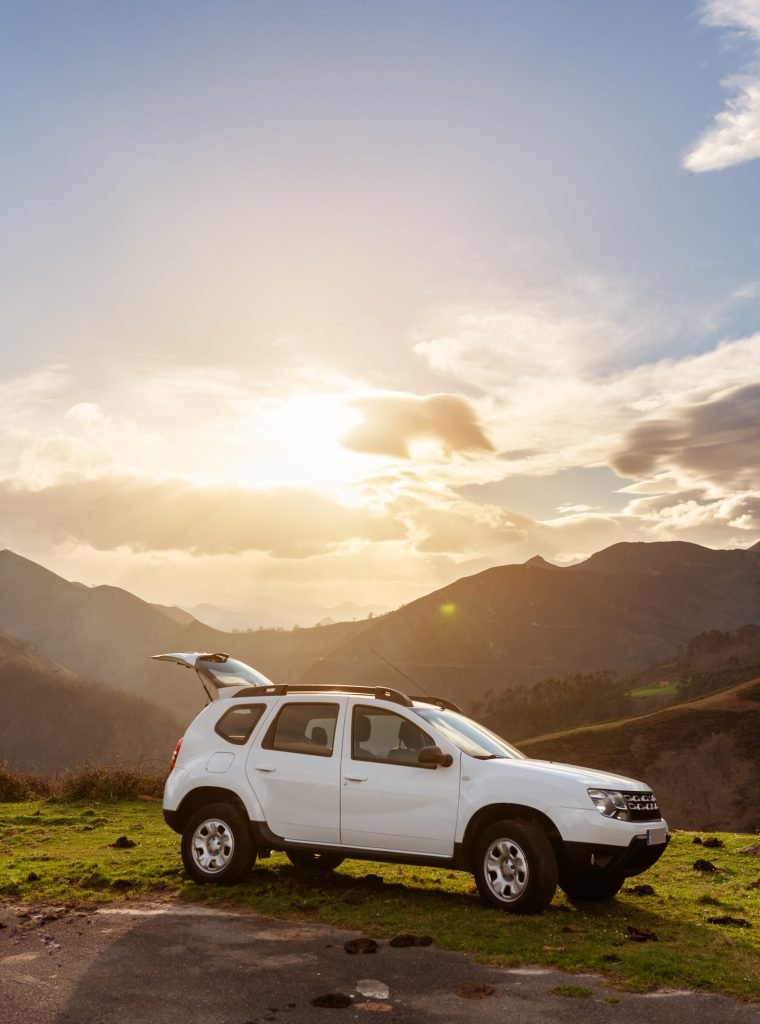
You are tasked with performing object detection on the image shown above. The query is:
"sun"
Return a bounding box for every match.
[248,393,367,492]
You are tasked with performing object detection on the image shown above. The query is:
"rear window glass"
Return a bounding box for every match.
[214,704,266,745]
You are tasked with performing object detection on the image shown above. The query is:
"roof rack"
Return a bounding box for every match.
[228,683,414,708]
[427,696,463,714]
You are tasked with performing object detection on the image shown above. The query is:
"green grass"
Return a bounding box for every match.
[1,800,759,1001]
[630,681,681,698]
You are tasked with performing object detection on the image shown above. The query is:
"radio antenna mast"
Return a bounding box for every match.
[370,648,435,700]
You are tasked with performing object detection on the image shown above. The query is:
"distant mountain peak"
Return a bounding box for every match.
[524,555,557,569]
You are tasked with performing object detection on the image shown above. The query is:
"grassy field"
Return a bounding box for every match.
[1,799,759,1002]
[630,681,681,698]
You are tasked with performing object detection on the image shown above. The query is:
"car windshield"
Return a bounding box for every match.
[199,658,274,689]
[414,707,525,760]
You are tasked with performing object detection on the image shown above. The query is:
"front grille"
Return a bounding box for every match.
[624,791,660,822]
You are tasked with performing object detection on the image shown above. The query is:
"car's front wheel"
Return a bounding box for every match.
[559,871,626,902]
[181,802,255,884]
[286,850,345,871]
[473,818,558,914]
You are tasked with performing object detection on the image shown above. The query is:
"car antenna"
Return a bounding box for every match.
[370,648,436,700]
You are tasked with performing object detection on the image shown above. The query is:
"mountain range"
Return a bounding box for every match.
[2,539,760,784]
[4,540,760,713]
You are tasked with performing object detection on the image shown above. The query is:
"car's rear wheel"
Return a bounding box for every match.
[559,871,626,902]
[181,802,255,884]
[473,818,558,914]
[286,850,345,871]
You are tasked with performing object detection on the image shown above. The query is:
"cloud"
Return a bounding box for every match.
[341,392,494,458]
[0,365,70,422]
[684,0,760,172]
[414,284,760,479]
[612,382,760,489]
[0,477,405,557]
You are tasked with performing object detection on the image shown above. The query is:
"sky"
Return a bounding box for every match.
[2,0,760,619]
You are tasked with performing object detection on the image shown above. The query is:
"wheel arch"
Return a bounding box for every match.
[460,803,563,868]
[172,787,251,833]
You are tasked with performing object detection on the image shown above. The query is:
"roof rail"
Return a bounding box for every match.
[427,696,463,714]
[226,683,414,708]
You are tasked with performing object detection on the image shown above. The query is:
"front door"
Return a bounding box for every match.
[340,702,460,856]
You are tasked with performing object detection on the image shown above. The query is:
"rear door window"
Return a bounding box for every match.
[263,702,339,757]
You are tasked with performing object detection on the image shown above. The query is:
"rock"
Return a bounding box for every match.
[455,983,496,999]
[26,872,40,882]
[693,859,717,872]
[702,837,724,848]
[355,980,390,1000]
[361,874,384,889]
[626,925,658,942]
[111,836,136,849]
[627,883,656,896]
[692,836,703,844]
[389,934,433,947]
[312,992,352,1008]
[707,915,752,928]
[344,937,378,955]
[740,843,760,856]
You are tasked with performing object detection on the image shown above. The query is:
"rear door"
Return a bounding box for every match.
[339,701,461,856]
[246,697,346,844]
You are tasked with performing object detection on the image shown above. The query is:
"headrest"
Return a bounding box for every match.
[356,714,372,742]
[399,719,424,749]
[311,726,328,746]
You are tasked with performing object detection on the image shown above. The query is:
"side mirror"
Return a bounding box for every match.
[418,745,453,768]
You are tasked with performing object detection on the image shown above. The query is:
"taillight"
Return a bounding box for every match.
[168,737,183,774]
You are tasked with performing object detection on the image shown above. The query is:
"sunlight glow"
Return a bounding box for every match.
[249,393,366,491]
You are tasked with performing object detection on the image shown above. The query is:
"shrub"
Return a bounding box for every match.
[0,763,163,802]
[54,766,164,802]
[0,763,51,801]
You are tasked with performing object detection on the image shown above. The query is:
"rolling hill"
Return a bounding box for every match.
[519,676,760,832]
[0,629,184,774]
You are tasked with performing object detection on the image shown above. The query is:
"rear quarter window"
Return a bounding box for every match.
[214,704,266,745]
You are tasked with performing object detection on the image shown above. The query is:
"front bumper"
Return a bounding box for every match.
[561,830,671,879]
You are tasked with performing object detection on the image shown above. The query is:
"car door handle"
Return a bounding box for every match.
[255,766,277,773]
[344,775,367,782]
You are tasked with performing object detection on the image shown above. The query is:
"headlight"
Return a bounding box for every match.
[587,789,630,821]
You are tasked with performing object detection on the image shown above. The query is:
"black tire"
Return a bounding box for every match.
[181,802,255,884]
[473,818,558,914]
[286,850,345,871]
[559,871,626,902]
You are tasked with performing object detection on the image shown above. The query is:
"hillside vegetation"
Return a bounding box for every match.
[520,677,760,832]
[0,630,182,774]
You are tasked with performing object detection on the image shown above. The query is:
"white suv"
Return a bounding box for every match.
[157,652,670,914]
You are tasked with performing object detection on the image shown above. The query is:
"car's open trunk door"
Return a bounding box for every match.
[152,652,275,701]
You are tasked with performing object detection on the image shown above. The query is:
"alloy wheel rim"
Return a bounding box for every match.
[192,818,235,874]
[484,837,529,902]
